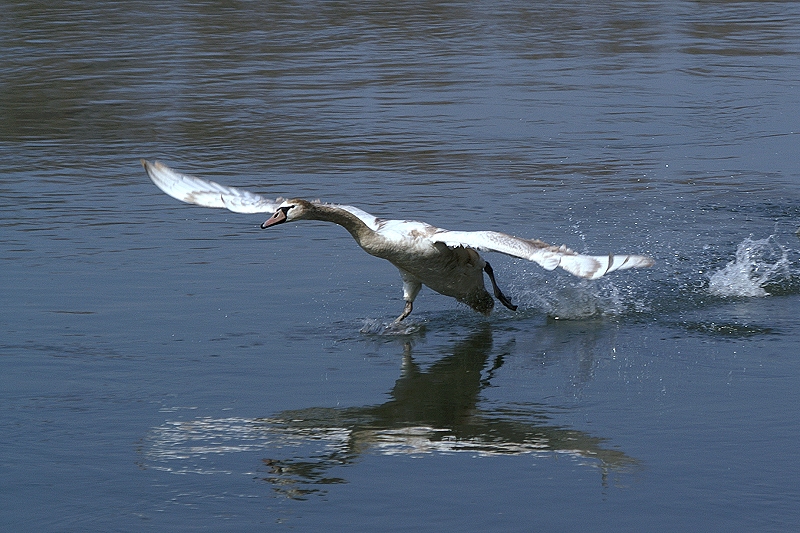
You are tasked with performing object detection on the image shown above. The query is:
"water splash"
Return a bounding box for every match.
[510,270,649,320]
[708,236,792,298]
[531,282,622,319]
[360,318,425,335]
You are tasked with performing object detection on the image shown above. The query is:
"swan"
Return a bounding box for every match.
[142,160,654,322]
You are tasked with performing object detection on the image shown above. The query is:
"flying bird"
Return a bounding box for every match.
[142,160,654,322]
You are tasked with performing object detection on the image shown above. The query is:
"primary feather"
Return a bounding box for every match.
[143,159,281,213]
[431,230,653,280]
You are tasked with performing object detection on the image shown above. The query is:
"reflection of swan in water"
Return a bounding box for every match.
[143,329,637,499]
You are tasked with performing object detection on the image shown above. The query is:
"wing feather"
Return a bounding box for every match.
[142,159,281,214]
[432,230,654,280]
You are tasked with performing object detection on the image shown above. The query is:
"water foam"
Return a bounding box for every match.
[708,236,792,298]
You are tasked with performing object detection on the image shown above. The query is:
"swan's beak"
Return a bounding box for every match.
[261,207,288,229]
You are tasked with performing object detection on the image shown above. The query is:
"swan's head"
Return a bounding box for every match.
[261,199,314,229]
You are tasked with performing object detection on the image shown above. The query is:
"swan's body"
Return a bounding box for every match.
[142,160,654,321]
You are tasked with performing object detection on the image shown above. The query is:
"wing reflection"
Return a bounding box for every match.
[143,328,637,499]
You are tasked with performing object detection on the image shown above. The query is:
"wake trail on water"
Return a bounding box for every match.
[354,235,799,330]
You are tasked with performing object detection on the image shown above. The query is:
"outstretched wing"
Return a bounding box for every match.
[432,230,654,280]
[142,159,282,214]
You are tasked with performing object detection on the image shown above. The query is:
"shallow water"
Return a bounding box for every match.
[2,2,800,531]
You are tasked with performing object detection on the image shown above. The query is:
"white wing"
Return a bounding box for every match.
[432,230,654,280]
[142,159,281,214]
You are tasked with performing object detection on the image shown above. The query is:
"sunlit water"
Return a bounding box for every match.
[2,2,800,531]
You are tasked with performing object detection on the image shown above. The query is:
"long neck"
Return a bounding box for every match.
[309,204,377,247]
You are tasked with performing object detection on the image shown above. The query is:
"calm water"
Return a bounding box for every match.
[2,1,800,531]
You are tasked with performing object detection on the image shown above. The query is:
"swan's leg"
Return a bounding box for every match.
[395,270,422,322]
[484,262,518,311]
[396,301,413,323]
